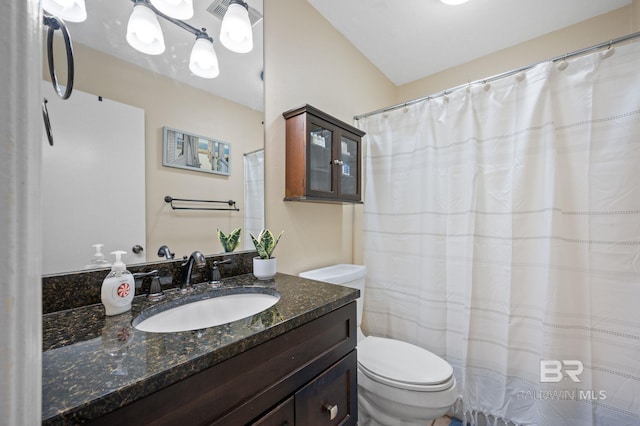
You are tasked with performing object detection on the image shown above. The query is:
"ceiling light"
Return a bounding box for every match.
[440,0,471,5]
[220,0,253,53]
[42,0,87,22]
[149,0,193,20]
[126,2,166,55]
[189,35,220,79]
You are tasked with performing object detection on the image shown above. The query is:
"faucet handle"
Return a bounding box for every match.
[209,259,232,286]
[147,276,165,301]
[133,269,159,288]
[210,268,222,286]
[133,269,159,279]
[132,270,164,300]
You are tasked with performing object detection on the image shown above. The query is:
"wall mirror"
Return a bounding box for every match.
[42,0,264,274]
[163,127,231,175]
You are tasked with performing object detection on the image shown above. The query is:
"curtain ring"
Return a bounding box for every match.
[601,41,615,59]
[44,15,75,100]
[556,54,569,71]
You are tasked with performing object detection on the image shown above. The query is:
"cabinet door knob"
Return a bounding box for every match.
[322,403,338,420]
[332,160,344,166]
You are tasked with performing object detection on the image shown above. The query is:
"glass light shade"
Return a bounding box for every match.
[126,4,165,55]
[150,0,193,20]
[42,0,87,22]
[189,38,220,78]
[219,2,253,53]
[440,0,470,4]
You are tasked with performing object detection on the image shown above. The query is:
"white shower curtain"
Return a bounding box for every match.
[357,41,640,425]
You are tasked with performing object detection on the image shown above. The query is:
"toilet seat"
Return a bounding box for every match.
[358,336,454,392]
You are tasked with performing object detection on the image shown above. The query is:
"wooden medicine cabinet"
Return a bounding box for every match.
[283,105,365,203]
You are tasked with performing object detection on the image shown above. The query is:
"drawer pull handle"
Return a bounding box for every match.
[323,403,338,420]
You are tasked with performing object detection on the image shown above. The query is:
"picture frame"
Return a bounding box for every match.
[162,126,231,176]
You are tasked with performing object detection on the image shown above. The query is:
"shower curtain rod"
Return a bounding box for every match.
[243,147,264,156]
[354,31,640,121]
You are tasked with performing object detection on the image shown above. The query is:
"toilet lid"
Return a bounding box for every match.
[358,336,453,390]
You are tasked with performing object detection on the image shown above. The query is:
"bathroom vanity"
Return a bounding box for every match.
[42,271,359,424]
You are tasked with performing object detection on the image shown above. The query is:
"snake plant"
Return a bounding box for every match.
[250,229,284,259]
[217,228,242,252]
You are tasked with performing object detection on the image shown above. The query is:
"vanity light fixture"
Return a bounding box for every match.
[150,0,193,20]
[127,0,222,78]
[219,0,253,53]
[126,1,166,55]
[440,0,471,5]
[42,0,87,22]
[189,34,220,78]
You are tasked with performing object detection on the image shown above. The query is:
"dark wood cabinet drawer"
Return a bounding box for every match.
[251,396,294,426]
[295,351,357,426]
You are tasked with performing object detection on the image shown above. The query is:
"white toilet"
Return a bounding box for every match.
[299,264,458,426]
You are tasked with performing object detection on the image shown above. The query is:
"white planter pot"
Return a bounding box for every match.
[253,257,277,280]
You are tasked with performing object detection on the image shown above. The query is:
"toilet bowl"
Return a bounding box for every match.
[299,264,458,426]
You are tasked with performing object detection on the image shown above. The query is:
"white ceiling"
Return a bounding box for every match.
[61,0,630,110]
[305,0,632,86]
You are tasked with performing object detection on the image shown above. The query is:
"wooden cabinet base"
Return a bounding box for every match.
[91,303,358,426]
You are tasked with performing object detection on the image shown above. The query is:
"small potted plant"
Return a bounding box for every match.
[250,228,283,280]
[217,228,241,253]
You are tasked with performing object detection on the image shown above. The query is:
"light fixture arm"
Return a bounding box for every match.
[230,0,249,10]
[130,0,213,43]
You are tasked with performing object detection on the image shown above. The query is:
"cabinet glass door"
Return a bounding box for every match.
[308,125,334,194]
[339,136,359,197]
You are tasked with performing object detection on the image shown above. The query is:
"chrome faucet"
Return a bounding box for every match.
[180,251,206,292]
[157,245,175,259]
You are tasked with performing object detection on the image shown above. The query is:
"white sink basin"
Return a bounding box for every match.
[134,292,280,333]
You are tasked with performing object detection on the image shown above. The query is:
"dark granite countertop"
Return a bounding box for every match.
[42,273,359,424]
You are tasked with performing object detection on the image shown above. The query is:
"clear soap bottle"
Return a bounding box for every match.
[85,243,112,269]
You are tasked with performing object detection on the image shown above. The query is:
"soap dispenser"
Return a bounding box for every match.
[101,251,135,316]
[85,244,112,269]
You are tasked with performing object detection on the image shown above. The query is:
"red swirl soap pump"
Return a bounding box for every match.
[101,250,135,316]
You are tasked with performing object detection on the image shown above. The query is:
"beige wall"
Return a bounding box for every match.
[264,1,640,274]
[46,0,640,274]
[398,4,638,103]
[263,0,395,274]
[45,43,263,260]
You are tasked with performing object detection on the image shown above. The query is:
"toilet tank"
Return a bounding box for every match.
[299,264,366,328]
